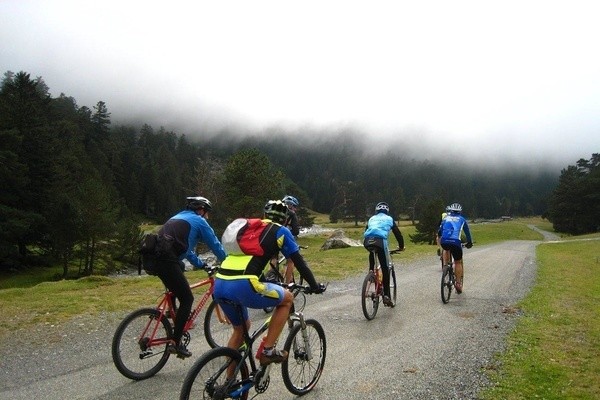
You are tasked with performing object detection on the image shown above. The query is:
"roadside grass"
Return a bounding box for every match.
[480,239,600,399]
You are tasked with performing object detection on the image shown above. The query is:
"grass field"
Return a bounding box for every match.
[480,238,600,399]
[1,217,599,398]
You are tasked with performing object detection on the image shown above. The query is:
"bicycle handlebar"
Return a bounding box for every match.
[389,248,404,255]
[276,281,328,295]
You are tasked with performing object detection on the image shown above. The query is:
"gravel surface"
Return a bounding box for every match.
[0,237,541,400]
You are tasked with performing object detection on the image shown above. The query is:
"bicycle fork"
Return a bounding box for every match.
[289,312,314,361]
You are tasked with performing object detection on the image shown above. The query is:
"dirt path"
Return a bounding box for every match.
[0,238,540,400]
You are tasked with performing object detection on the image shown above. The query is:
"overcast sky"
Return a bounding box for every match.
[1,1,599,167]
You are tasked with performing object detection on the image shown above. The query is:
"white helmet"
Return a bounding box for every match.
[448,203,462,213]
[375,202,390,214]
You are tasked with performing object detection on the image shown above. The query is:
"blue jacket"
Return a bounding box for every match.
[159,210,227,268]
[364,212,405,250]
[438,213,472,246]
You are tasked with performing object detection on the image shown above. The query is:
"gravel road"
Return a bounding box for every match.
[0,237,541,400]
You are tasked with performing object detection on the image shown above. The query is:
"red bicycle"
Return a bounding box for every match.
[111,266,228,380]
[361,248,401,320]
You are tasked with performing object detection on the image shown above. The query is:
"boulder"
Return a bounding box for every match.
[320,229,363,251]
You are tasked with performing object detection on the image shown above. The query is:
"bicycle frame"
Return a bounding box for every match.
[368,248,397,295]
[143,275,215,347]
[266,245,307,284]
[215,287,308,396]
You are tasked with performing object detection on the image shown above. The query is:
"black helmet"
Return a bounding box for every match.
[186,196,213,211]
[375,202,390,214]
[264,199,289,223]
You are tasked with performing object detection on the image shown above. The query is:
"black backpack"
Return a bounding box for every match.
[139,233,160,275]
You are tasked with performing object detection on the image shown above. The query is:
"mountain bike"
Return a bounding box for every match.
[440,243,471,304]
[180,283,327,399]
[361,248,402,320]
[112,266,220,380]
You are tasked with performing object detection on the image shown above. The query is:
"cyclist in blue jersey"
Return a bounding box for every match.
[214,200,325,366]
[437,203,473,294]
[155,196,227,358]
[363,202,405,307]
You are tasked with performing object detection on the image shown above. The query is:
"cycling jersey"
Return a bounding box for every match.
[214,221,318,326]
[159,209,227,268]
[364,212,405,252]
[284,210,300,237]
[438,213,472,246]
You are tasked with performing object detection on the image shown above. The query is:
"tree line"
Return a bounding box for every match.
[1,70,576,276]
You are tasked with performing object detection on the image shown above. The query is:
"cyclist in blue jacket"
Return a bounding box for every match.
[438,203,473,294]
[156,196,227,358]
[363,202,405,307]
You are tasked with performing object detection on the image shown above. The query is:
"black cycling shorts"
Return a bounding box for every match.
[441,243,463,261]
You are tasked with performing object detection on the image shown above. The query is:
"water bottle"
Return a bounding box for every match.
[255,336,267,359]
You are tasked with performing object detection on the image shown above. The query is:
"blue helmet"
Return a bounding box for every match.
[282,195,299,208]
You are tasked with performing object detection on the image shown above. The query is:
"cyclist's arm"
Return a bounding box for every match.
[462,220,473,243]
[391,224,405,249]
[197,219,227,262]
[288,252,318,289]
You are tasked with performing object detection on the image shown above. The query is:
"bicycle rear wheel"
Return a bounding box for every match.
[282,318,327,396]
[203,300,233,348]
[390,267,397,306]
[180,346,249,400]
[441,266,453,304]
[111,308,172,380]
[361,271,379,320]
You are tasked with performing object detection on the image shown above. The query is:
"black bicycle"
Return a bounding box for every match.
[180,283,327,399]
[440,243,471,303]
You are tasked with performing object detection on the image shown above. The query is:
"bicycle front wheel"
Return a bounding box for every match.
[441,267,453,304]
[180,346,250,400]
[203,300,233,348]
[111,308,172,380]
[282,318,327,396]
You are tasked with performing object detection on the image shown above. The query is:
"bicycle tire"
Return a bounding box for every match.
[441,266,453,304]
[111,308,172,380]
[203,300,233,348]
[361,270,379,320]
[180,346,250,400]
[282,318,327,396]
[390,266,397,306]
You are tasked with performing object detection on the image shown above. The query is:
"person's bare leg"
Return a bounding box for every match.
[455,259,464,291]
[442,249,450,267]
[226,322,249,377]
[263,290,293,348]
